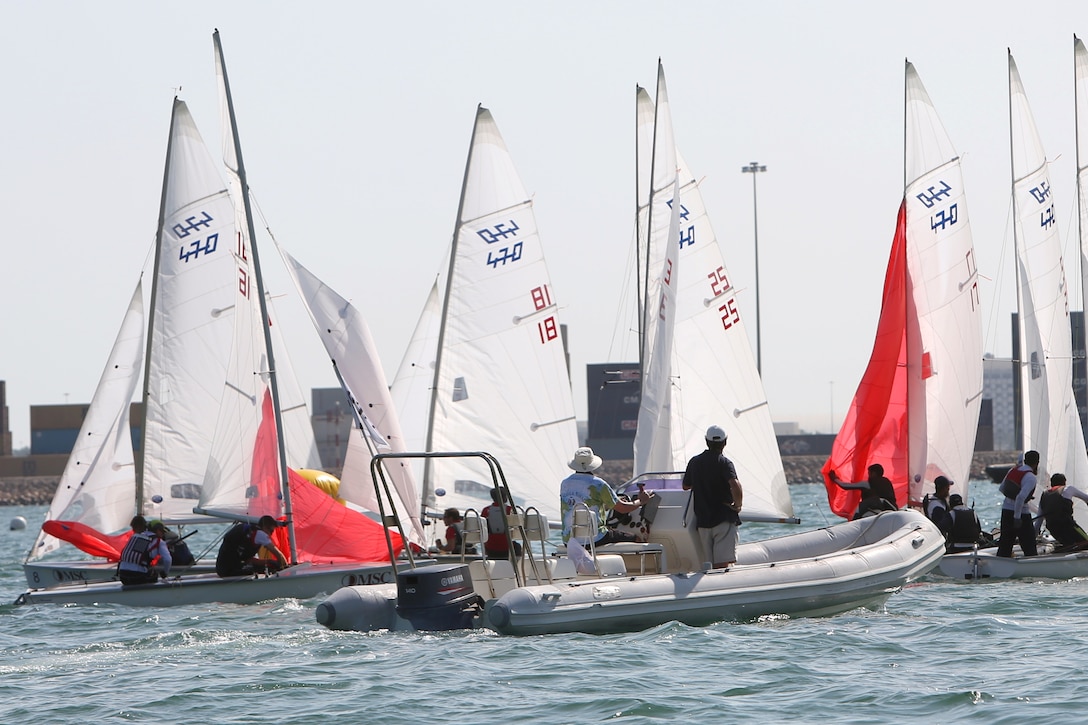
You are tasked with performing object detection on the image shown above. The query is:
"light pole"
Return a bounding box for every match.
[741,161,767,375]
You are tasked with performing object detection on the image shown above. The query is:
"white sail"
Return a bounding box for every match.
[276,243,425,547]
[391,277,443,462]
[28,282,144,560]
[633,65,793,522]
[141,99,240,523]
[634,63,681,476]
[903,61,984,504]
[412,106,578,522]
[197,31,288,523]
[1009,53,1088,509]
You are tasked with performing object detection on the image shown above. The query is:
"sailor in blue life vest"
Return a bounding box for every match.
[997,450,1040,558]
[1038,473,1088,549]
[117,515,172,585]
[215,515,288,577]
[921,476,953,533]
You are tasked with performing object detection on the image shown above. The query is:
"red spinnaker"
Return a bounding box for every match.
[821,201,910,518]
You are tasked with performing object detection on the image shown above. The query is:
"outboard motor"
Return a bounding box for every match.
[395,563,481,631]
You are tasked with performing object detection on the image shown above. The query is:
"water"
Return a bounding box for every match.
[3,481,1088,724]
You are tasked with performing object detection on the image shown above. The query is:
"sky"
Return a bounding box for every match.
[2,1,1087,451]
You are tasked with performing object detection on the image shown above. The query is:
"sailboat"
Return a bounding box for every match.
[16,32,401,606]
[942,45,1088,580]
[631,62,794,526]
[822,61,984,526]
[389,105,578,526]
[315,63,946,635]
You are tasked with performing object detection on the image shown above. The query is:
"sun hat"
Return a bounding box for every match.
[568,447,603,472]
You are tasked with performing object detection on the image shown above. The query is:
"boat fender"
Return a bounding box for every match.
[488,600,511,629]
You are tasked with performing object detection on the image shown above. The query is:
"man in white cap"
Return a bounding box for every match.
[682,425,743,569]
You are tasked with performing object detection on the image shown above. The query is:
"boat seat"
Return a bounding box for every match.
[555,542,664,574]
[468,558,520,599]
[521,556,578,585]
[459,511,488,560]
[592,554,627,577]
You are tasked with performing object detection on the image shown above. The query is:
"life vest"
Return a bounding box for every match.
[948,507,982,544]
[448,522,465,552]
[483,505,510,550]
[223,523,261,560]
[119,531,160,571]
[921,494,949,524]
[1001,466,1035,501]
[1040,487,1073,521]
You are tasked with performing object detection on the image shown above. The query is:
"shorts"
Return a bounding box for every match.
[698,521,739,566]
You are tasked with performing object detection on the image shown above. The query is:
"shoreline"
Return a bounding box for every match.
[0,452,1016,507]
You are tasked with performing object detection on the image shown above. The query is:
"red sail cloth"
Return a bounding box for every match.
[821,201,910,518]
[41,520,133,561]
[253,387,403,562]
[286,468,404,563]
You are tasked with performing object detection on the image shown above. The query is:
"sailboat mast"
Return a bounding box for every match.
[422,104,484,514]
[212,30,297,561]
[634,84,646,373]
[1008,49,1026,452]
[1076,35,1086,312]
[136,98,180,516]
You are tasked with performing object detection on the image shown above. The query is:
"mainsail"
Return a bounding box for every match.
[140,98,240,523]
[196,31,291,532]
[1008,51,1088,514]
[632,62,793,523]
[822,61,983,518]
[633,62,681,476]
[394,105,578,522]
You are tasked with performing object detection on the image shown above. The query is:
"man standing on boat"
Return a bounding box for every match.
[997,450,1040,558]
[682,426,743,569]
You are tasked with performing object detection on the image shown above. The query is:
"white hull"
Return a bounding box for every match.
[318,510,944,635]
[487,510,944,635]
[23,559,216,588]
[939,549,1088,580]
[15,561,397,607]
